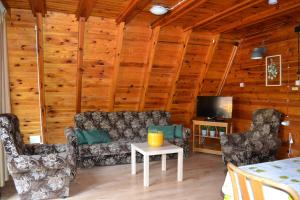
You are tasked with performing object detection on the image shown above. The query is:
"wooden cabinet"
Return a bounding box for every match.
[192,120,232,155]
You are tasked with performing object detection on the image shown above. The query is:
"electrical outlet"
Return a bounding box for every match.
[29,135,41,144]
[292,87,299,91]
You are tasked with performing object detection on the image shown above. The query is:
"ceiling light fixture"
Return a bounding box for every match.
[149,5,169,15]
[268,0,278,5]
[149,0,187,16]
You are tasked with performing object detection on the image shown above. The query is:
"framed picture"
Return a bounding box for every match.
[265,55,281,86]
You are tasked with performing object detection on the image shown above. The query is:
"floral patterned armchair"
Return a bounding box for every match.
[0,114,76,200]
[220,109,282,166]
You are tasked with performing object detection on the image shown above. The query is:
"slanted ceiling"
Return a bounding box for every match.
[3,0,300,158]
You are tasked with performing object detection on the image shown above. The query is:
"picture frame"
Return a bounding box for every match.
[265,55,281,86]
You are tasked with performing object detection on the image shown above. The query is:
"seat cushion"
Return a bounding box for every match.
[79,138,147,157]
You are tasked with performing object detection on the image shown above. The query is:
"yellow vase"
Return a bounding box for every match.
[148,131,164,147]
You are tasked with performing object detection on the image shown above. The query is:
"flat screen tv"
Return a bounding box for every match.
[196,96,233,119]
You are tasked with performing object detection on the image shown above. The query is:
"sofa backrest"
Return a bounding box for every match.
[74,111,170,141]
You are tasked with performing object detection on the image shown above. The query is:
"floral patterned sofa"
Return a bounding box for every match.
[0,114,76,200]
[65,111,190,168]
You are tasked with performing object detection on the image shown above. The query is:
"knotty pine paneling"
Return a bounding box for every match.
[144,26,185,111]
[169,32,213,126]
[43,12,78,143]
[81,17,118,112]
[200,37,235,96]
[113,13,153,111]
[6,9,41,143]
[222,24,300,158]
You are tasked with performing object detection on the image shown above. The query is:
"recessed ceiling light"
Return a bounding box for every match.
[150,5,169,15]
[268,0,278,5]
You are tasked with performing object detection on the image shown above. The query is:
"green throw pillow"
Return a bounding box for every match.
[83,129,111,144]
[148,125,175,140]
[75,129,88,145]
[174,124,183,138]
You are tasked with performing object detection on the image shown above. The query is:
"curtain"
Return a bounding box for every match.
[0,2,10,187]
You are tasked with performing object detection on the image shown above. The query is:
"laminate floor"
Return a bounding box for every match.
[1,153,226,200]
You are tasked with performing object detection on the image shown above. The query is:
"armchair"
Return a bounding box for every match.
[0,114,76,200]
[220,108,282,166]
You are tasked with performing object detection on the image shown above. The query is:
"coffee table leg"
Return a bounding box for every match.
[131,145,136,175]
[144,155,149,187]
[177,150,183,182]
[162,154,166,171]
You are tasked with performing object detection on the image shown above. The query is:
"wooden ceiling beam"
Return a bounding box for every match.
[1,0,11,16]
[28,0,46,17]
[217,1,300,33]
[151,0,207,28]
[185,0,264,31]
[116,0,151,24]
[76,0,97,20]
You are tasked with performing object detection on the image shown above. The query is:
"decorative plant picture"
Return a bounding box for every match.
[265,55,282,86]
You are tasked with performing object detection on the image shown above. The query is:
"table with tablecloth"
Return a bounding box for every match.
[222,157,300,200]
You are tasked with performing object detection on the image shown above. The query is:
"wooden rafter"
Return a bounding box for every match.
[151,0,207,28]
[217,1,300,33]
[36,13,47,143]
[185,0,264,31]
[28,0,46,16]
[109,22,125,111]
[75,17,85,114]
[166,30,192,111]
[116,0,151,24]
[189,34,220,119]
[76,0,97,20]
[216,42,240,96]
[1,0,10,16]
[139,26,161,111]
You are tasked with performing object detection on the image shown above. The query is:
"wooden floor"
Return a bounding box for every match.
[1,153,226,200]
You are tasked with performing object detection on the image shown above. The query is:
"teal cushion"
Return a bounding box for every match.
[148,125,175,140]
[75,129,88,145]
[83,129,111,144]
[174,125,183,138]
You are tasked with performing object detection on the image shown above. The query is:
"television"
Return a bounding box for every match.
[196,96,233,119]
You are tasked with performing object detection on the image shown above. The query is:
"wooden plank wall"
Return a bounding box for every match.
[143,26,185,111]
[81,16,118,112]
[6,10,41,143]
[43,12,78,143]
[114,13,153,111]
[200,36,236,96]
[221,24,300,158]
[169,32,214,126]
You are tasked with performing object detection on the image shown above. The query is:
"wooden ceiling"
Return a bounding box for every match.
[2,0,300,37]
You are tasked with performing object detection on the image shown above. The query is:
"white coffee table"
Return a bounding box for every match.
[131,142,183,187]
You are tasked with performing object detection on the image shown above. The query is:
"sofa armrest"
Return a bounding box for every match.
[182,127,191,141]
[7,152,75,174]
[64,127,78,163]
[25,144,68,155]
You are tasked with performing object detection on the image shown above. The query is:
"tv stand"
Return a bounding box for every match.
[192,119,232,155]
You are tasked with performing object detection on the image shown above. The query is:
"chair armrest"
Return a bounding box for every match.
[7,152,74,174]
[64,127,78,162]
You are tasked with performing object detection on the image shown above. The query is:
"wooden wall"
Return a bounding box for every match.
[7,10,41,143]
[220,24,300,158]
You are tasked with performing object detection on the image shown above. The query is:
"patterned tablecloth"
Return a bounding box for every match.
[222,157,300,200]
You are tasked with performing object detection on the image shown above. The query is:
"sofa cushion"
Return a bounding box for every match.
[84,129,111,144]
[148,125,175,140]
[174,124,183,138]
[75,129,88,145]
[79,138,146,157]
